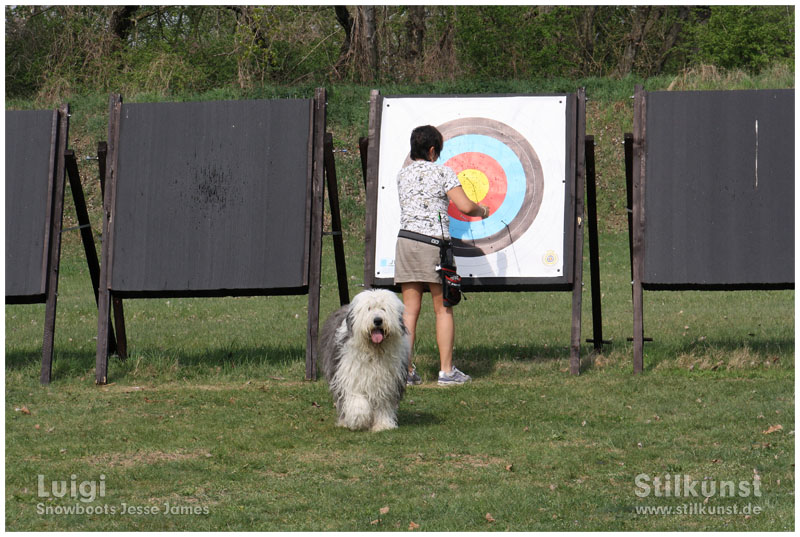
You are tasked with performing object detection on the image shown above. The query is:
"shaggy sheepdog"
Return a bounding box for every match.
[319,289,410,432]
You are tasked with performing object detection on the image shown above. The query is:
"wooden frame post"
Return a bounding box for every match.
[306,88,327,380]
[569,89,587,375]
[96,94,122,385]
[624,132,652,350]
[40,105,69,384]
[363,90,382,289]
[631,85,647,374]
[96,142,128,358]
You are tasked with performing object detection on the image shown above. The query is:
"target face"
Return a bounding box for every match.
[374,95,570,283]
[437,118,544,256]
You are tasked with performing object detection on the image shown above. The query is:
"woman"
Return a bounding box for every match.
[394,125,490,385]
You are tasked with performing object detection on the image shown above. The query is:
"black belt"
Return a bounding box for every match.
[398,229,449,248]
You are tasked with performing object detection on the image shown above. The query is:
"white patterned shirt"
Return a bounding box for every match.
[397,160,461,239]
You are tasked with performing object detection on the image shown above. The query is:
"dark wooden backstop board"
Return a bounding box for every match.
[643,89,794,287]
[5,110,58,300]
[109,99,313,295]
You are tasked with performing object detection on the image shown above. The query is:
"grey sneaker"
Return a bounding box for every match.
[407,365,422,386]
[438,367,472,385]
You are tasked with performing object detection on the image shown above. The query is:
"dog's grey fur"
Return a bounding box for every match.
[319,289,410,432]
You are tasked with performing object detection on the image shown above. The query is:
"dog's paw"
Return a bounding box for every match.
[340,396,373,430]
[370,414,398,432]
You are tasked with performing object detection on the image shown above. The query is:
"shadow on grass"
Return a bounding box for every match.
[639,335,795,372]
[5,344,307,383]
[10,340,570,385]
[397,409,441,428]
[417,342,573,380]
[674,335,793,354]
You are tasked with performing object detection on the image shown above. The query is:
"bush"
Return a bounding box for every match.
[4,6,795,101]
[688,6,795,72]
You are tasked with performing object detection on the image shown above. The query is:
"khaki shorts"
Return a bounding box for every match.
[394,237,444,284]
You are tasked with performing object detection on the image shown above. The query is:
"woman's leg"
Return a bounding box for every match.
[400,282,424,372]
[429,283,454,374]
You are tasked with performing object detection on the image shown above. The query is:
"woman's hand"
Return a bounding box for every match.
[447,186,490,219]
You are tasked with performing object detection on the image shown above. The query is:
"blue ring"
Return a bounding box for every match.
[437,134,526,241]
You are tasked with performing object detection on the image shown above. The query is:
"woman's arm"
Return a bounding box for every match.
[447,185,490,219]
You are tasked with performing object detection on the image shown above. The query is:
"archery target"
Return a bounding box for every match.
[435,118,544,257]
[374,96,569,281]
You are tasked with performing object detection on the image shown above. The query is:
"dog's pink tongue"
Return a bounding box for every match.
[371,329,384,344]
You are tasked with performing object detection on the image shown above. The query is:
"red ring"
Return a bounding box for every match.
[444,152,507,222]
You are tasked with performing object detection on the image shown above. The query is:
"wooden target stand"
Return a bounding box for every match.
[360,89,608,374]
[626,85,795,373]
[6,105,123,384]
[95,89,348,384]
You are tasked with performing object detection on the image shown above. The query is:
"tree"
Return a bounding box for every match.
[109,6,139,41]
[333,6,379,82]
[610,6,694,77]
[405,6,426,60]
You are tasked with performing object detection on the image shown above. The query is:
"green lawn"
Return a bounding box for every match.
[5,232,794,530]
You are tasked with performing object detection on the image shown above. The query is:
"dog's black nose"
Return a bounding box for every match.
[373,316,383,327]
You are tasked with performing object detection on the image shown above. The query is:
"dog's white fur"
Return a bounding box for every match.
[319,289,410,432]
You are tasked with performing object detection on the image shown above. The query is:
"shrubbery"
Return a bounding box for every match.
[5,6,794,102]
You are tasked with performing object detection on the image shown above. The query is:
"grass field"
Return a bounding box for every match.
[6,72,795,530]
[5,231,794,531]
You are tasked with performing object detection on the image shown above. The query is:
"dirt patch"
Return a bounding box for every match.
[82,449,209,469]
[659,347,786,372]
[404,452,507,469]
[445,453,508,468]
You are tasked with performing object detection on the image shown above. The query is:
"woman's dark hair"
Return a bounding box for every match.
[409,125,443,161]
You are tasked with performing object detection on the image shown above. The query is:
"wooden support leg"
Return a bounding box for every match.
[569,89,587,376]
[306,88,327,380]
[96,94,122,385]
[324,132,350,307]
[96,290,112,385]
[362,90,382,290]
[96,142,128,357]
[631,86,647,374]
[584,136,609,351]
[41,105,69,384]
[358,137,369,192]
[41,287,58,384]
[112,297,127,359]
[65,150,120,357]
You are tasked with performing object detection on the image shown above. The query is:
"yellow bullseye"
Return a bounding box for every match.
[458,169,490,203]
